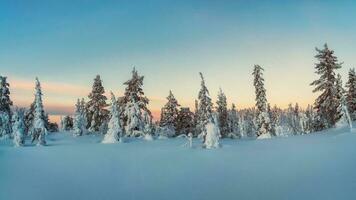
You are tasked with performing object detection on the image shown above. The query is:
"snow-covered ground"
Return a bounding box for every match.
[1,127,356,200]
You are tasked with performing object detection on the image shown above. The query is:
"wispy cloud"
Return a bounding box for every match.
[11,78,88,97]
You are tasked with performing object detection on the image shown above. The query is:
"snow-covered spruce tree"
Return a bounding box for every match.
[31,78,47,146]
[24,101,50,134]
[0,111,11,139]
[216,88,229,138]
[238,114,246,137]
[227,103,239,138]
[304,104,315,133]
[80,98,88,133]
[122,68,151,132]
[0,76,13,137]
[193,99,199,136]
[197,72,213,141]
[124,96,143,137]
[73,99,87,136]
[310,44,342,130]
[142,109,153,140]
[0,76,13,117]
[346,68,356,120]
[176,107,195,135]
[86,75,108,132]
[286,103,302,135]
[102,92,122,143]
[24,103,35,133]
[62,115,73,131]
[12,108,26,147]
[240,108,258,137]
[270,105,285,136]
[252,65,272,138]
[160,90,180,135]
[204,114,220,149]
[335,74,353,129]
[267,104,279,136]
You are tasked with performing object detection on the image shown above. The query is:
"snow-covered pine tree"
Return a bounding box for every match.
[124,96,143,136]
[346,68,356,120]
[73,99,87,136]
[12,108,26,147]
[267,104,279,136]
[0,111,11,138]
[335,74,352,129]
[31,78,47,146]
[193,99,199,136]
[286,103,302,135]
[160,90,180,134]
[142,109,154,140]
[62,115,73,131]
[176,107,195,135]
[73,99,81,136]
[24,102,35,134]
[86,75,108,132]
[310,44,342,130]
[102,92,122,143]
[270,105,284,136]
[204,114,220,149]
[0,76,13,137]
[304,104,315,133]
[227,103,239,138]
[24,101,50,134]
[216,88,229,138]
[122,68,151,129]
[252,65,272,138]
[238,114,246,137]
[0,76,13,117]
[197,72,213,141]
[80,98,88,133]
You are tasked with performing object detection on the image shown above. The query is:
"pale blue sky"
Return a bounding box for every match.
[0,0,355,120]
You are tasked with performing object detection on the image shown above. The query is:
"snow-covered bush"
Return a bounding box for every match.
[156,126,175,139]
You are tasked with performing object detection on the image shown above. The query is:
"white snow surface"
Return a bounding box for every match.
[1,126,356,200]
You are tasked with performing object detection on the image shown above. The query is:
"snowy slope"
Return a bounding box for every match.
[1,127,356,200]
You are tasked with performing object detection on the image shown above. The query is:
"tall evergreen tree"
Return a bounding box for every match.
[216,88,229,137]
[86,75,108,132]
[122,68,151,132]
[304,104,315,133]
[123,68,150,113]
[196,72,213,140]
[310,44,342,130]
[346,68,356,120]
[227,103,239,138]
[61,115,73,131]
[252,65,272,138]
[0,76,13,117]
[160,90,180,131]
[31,78,47,146]
[193,99,199,136]
[0,76,12,137]
[73,99,87,136]
[335,74,352,128]
[176,107,195,135]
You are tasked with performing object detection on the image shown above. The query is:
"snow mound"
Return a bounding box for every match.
[257,133,272,139]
